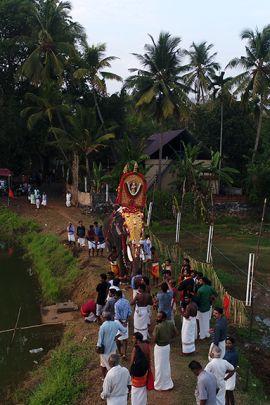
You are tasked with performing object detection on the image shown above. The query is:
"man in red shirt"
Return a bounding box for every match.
[80,299,97,322]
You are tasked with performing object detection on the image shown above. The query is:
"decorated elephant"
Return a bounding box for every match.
[105,163,147,278]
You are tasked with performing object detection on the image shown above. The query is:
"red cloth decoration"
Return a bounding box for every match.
[8,188,14,198]
[223,293,230,319]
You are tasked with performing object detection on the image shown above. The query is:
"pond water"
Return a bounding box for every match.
[0,248,63,398]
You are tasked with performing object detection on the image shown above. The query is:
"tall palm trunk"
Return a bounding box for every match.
[85,154,90,180]
[72,151,79,206]
[252,99,263,163]
[218,99,224,193]
[93,89,105,127]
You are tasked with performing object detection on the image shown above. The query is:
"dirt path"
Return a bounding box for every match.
[8,197,260,404]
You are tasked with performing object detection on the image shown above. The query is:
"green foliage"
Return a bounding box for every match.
[26,332,89,405]
[151,191,174,220]
[126,31,190,122]
[0,208,78,303]
[0,207,40,238]
[22,232,78,302]
[183,41,220,103]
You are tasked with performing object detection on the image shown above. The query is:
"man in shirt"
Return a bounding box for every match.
[209,307,228,360]
[153,311,178,391]
[77,220,86,247]
[205,346,235,405]
[103,288,117,319]
[114,290,132,359]
[97,312,127,378]
[67,222,75,245]
[96,274,110,322]
[156,282,174,320]
[188,360,217,405]
[196,277,217,340]
[101,353,131,404]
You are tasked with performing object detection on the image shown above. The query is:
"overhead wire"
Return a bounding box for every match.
[183,229,270,293]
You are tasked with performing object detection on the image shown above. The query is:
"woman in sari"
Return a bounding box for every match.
[130,332,150,405]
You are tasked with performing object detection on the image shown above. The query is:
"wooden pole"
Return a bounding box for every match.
[0,321,64,335]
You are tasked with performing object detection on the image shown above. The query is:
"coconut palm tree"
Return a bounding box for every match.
[209,71,233,189]
[226,25,270,161]
[126,31,190,188]
[21,0,85,85]
[73,43,122,125]
[183,41,220,103]
[21,84,69,161]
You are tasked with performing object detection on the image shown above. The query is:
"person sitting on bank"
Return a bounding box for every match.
[80,299,97,323]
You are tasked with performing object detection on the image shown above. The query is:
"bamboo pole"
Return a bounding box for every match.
[9,306,21,347]
[0,322,64,335]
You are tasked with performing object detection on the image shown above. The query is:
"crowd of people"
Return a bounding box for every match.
[27,186,47,209]
[78,234,239,405]
[66,220,105,256]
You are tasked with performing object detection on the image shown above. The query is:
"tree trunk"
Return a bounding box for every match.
[71,152,79,206]
[93,90,105,127]
[85,154,90,180]
[218,100,224,193]
[158,132,164,190]
[252,100,263,163]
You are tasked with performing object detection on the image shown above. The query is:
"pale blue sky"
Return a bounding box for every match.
[71,0,270,93]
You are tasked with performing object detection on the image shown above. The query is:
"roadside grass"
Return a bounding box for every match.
[0,207,78,303]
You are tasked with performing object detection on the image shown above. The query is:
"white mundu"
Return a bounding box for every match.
[154,344,174,391]
[181,316,196,353]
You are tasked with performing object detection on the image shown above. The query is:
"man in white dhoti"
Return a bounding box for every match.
[196,277,217,340]
[67,222,75,245]
[41,192,47,207]
[130,284,152,341]
[101,354,131,405]
[153,311,178,391]
[208,307,227,361]
[205,346,235,405]
[224,337,238,405]
[66,191,71,207]
[181,297,197,355]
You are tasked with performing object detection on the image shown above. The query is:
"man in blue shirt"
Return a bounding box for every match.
[114,290,132,359]
[97,311,127,378]
[156,282,173,320]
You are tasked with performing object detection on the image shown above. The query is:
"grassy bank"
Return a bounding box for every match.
[0,207,78,303]
[14,331,92,405]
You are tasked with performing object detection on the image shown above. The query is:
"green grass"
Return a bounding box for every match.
[0,207,78,303]
[22,233,78,303]
[14,332,90,405]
